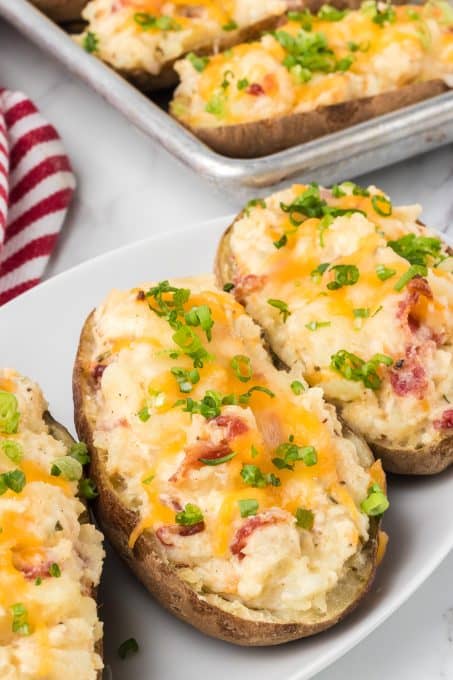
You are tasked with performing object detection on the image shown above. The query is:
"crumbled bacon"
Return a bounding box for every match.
[397,276,433,336]
[210,415,248,441]
[175,4,204,17]
[389,346,428,399]
[246,83,265,96]
[92,364,106,383]
[231,513,282,560]
[434,409,453,430]
[16,560,52,581]
[156,521,205,547]
[233,273,267,302]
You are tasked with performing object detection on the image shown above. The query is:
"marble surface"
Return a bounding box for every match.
[1,15,453,680]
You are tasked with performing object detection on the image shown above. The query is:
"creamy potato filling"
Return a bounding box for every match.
[171,1,453,127]
[0,370,104,680]
[76,0,286,75]
[225,183,453,449]
[90,277,384,617]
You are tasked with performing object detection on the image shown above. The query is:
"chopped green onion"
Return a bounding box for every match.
[371,194,392,216]
[171,367,200,393]
[187,52,210,72]
[10,603,30,636]
[353,308,370,318]
[330,349,393,390]
[237,78,250,90]
[326,264,359,290]
[295,507,314,529]
[376,264,396,281]
[134,12,181,30]
[231,355,253,383]
[199,452,237,466]
[0,469,26,495]
[223,282,235,292]
[267,298,291,322]
[273,234,288,249]
[394,264,427,291]
[0,440,22,464]
[82,31,99,53]
[49,563,61,578]
[51,456,83,482]
[360,483,389,516]
[238,499,259,518]
[388,233,442,266]
[0,391,20,434]
[138,407,150,422]
[118,638,139,659]
[305,320,331,331]
[69,442,90,465]
[222,19,238,31]
[175,503,204,526]
[244,198,266,216]
[240,464,280,488]
[78,478,98,500]
[290,380,305,395]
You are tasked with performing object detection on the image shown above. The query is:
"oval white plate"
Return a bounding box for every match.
[0,217,452,680]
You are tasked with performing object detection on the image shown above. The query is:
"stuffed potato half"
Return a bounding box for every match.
[0,369,104,679]
[216,183,453,475]
[75,0,302,90]
[73,275,388,645]
[171,0,453,157]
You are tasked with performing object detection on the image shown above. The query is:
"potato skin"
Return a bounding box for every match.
[190,80,449,158]
[29,0,87,22]
[73,310,381,646]
[215,219,453,476]
[42,411,103,678]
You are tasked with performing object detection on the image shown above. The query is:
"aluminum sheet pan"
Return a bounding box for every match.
[2,0,453,200]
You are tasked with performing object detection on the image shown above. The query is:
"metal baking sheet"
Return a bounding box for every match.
[3,0,453,200]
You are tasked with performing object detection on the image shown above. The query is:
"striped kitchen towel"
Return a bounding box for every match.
[0,89,75,306]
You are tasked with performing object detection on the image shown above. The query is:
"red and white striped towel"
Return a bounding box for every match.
[0,89,75,306]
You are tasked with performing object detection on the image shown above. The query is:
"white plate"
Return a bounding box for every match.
[1,217,452,680]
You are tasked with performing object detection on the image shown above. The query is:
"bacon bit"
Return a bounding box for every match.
[233,273,267,302]
[156,521,205,547]
[210,415,248,441]
[92,364,106,383]
[397,276,432,325]
[170,416,248,481]
[16,561,52,581]
[175,4,204,17]
[389,346,428,399]
[246,83,265,96]
[231,513,282,560]
[136,290,145,301]
[434,409,453,430]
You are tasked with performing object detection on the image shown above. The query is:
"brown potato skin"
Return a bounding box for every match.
[29,0,87,22]
[189,80,449,158]
[43,411,103,679]
[215,219,453,476]
[73,310,381,646]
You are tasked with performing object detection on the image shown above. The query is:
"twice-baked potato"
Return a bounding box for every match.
[73,275,388,645]
[216,182,453,474]
[0,369,104,679]
[171,1,453,157]
[74,0,297,90]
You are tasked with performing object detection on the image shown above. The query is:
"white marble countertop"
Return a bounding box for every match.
[2,16,453,680]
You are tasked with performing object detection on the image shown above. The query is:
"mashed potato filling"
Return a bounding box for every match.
[226,183,453,449]
[0,370,104,680]
[90,277,380,617]
[76,0,286,75]
[171,1,453,127]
